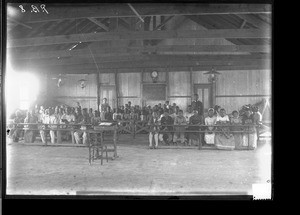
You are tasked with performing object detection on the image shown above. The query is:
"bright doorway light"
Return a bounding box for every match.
[6,70,40,116]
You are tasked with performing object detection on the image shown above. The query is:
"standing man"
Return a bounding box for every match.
[99,98,110,121]
[192,93,204,117]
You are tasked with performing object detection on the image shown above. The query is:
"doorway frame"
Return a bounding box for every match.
[193,83,213,111]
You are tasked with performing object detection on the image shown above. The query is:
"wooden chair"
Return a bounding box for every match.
[88,131,108,165]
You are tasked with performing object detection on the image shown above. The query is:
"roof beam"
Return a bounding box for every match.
[7,29,270,48]
[7,17,33,29]
[43,64,270,74]
[12,54,270,68]
[10,45,271,60]
[153,16,174,31]
[13,59,270,72]
[8,4,271,24]
[87,18,109,31]
[235,14,270,29]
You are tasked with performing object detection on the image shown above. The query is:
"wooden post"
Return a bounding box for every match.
[115,70,119,108]
[166,67,169,101]
[190,67,194,104]
[97,72,100,112]
[212,79,216,107]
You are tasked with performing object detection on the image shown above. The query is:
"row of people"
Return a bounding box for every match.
[8,99,262,148]
[147,107,261,150]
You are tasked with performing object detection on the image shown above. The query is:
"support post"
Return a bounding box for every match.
[97,72,100,112]
[115,69,119,108]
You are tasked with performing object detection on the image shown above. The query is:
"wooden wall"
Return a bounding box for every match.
[44,69,271,114]
[215,69,271,113]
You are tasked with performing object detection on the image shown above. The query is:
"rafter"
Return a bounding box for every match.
[8,3,271,23]
[7,29,270,48]
[13,59,270,72]
[235,14,270,30]
[9,45,271,60]
[87,18,109,31]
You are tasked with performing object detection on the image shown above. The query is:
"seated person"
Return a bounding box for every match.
[49,108,61,144]
[230,110,243,149]
[23,110,38,143]
[173,110,187,145]
[60,107,75,141]
[188,110,203,146]
[39,109,51,145]
[215,108,235,150]
[74,108,91,145]
[148,111,160,149]
[141,106,148,122]
[241,108,257,150]
[8,110,24,142]
[204,108,216,145]
[105,106,113,121]
[159,109,174,144]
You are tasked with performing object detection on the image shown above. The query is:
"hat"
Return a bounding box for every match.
[208,108,214,112]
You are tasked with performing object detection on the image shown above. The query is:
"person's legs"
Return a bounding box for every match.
[167,132,173,143]
[149,132,153,148]
[74,131,82,144]
[50,130,56,144]
[158,133,164,143]
[40,130,47,144]
[173,132,178,144]
[179,132,185,144]
[82,132,88,145]
[154,133,159,148]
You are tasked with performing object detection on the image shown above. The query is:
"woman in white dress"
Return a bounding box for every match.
[204,108,216,145]
[215,108,235,150]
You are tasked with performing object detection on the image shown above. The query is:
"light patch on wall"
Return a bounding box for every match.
[6,70,40,115]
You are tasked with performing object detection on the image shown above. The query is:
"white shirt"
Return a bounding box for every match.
[205,116,217,126]
[184,112,193,123]
[216,115,230,123]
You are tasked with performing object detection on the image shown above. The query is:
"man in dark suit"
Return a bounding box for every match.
[192,93,204,117]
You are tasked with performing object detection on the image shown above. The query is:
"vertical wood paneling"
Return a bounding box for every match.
[99,73,115,85]
[216,70,271,96]
[216,96,271,114]
[169,71,190,96]
[169,98,190,112]
[193,71,210,84]
[118,73,141,97]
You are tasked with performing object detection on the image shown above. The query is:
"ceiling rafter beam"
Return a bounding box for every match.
[153,15,174,31]
[87,18,109,31]
[9,45,271,60]
[8,4,271,24]
[8,29,270,48]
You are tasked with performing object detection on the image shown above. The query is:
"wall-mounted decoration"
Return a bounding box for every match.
[204,67,221,83]
[51,74,66,88]
[78,79,87,89]
[150,70,158,83]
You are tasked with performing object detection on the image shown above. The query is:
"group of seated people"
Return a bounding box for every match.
[147,104,263,150]
[7,97,265,150]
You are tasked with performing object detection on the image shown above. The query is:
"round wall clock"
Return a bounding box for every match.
[151,70,158,82]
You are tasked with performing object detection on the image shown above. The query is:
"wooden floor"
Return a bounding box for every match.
[6,135,272,196]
